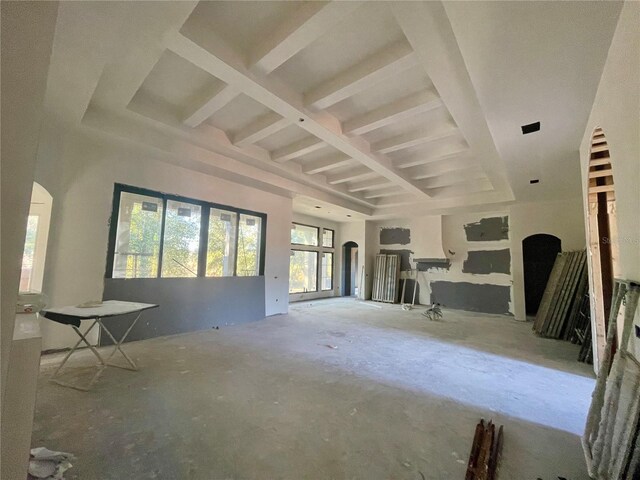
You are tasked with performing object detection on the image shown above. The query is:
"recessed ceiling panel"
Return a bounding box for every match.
[138,50,222,111]
[273,2,405,94]
[327,65,433,122]
[255,124,312,152]
[184,1,306,58]
[206,93,272,134]
[362,106,455,144]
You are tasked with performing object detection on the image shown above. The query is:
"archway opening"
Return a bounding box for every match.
[19,182,53,293]
[587,127,619,370]
[342,241,358,297]
[523,234,562,316]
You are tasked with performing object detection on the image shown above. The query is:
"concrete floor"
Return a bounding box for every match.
[33,298,595,479]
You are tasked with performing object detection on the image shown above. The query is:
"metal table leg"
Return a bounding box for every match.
[50,319,107,392]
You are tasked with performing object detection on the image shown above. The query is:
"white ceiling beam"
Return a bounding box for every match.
[327,167,375,185]
[374,194,419,208]
[364,187,406,199]
[343,90,442,136]
[183,84,239,128]
[417,169,485,189]
[348,177,394,192]
[394,143,469,169]
[232,112,289,147]
[249,1,364,75]
[182,1,362,129]
[167,31,430,198]
[305,41,418,110]
[409,156,474,180]
[272,136,326,163]
[373,123,458,154]
[426,178,493,198]
[302,153,353,175]
[83,105,375,214]
[392,2,513,197]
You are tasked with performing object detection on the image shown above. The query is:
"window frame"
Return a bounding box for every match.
[106,183,267,279]
[320,252,333,291]
[289,249,319,293]
[322,228,334,248]
[288,222,335,295]
[290,222,319,247]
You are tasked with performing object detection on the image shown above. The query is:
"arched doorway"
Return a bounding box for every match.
[586,127,619,370]
[19,182,53,293]
[523,234,562,316]
[342,241,358,297]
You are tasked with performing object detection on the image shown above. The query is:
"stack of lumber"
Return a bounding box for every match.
[533,250,588,339]
[466,419,503,480]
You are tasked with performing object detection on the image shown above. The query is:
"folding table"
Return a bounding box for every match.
[41,300,158,391]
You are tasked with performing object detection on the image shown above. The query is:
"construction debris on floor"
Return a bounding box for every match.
[533,250,592,362]
[28,447,75,480]
[466,419,503,480]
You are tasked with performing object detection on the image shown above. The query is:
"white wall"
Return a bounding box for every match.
[41,133,292,350]
[1,3,59,478]
[579,1,640,360]
[367,212,513,313]
[509,198,586,320]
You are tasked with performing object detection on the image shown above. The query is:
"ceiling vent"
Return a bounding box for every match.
[521,121,541,135]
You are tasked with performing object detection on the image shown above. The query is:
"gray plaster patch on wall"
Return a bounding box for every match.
[462,249,511,275]
[464,216,509,242]
[380,249,413,272]
[380,227,411,245]
[416,259,451,271]
[430,281,511,314]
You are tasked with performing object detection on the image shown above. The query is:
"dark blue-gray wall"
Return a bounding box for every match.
[101,276,265,345]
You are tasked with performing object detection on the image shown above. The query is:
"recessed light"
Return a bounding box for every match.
[521,121,540,134]
[530,179,540,184]
[346,214,352,217]
[315,205,321,209]
[299,118,305,123]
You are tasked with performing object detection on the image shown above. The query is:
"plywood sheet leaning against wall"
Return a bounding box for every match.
[533,250,587,339]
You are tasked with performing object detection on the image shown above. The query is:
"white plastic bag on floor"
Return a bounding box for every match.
[28,447,75,480]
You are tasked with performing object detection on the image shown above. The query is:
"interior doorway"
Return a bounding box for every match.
[342,241,358,297]
[523,234,562,315]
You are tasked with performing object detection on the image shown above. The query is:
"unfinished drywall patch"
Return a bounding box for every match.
[380,227,411,245]
[101,276,265,345]
[416,259,451,271]
[380,249,413,272]
[463,249,511,275]
[464,216,509,242]
[431,281,511,314]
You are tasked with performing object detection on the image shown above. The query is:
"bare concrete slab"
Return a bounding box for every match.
[33,298,594,480]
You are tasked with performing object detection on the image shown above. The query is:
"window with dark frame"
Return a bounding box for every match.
[106,184,266,279]
[289,222,334,294]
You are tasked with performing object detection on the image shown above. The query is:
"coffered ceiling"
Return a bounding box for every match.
[42,1,623,221]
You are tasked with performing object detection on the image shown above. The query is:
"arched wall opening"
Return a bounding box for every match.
[522,234,562,316]
[342,241,358,297]
[19,182,53,293]
[586,127,620,370]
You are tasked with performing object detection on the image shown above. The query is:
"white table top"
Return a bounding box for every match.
[42,300,158,319]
